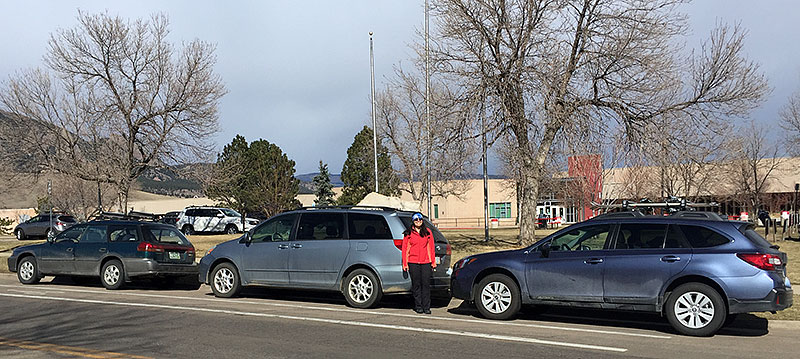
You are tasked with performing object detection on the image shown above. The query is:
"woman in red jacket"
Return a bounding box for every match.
[401,212,436,314]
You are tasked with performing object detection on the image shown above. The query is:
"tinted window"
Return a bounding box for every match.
[108,226,140,242]
[81,225,108,243]
[147,227,190,245]
[221,208,240,217]
[741,226,772,249]
[615,223,668,249]
[185,209,198,217]
[199,209,218,217]
[348,213,392,239]
[297,213,344,240]
[56,224,86,242]
[551,224,611,251]
[664,225,689,249]
[252,215,296,242]
[679,225,730,248]
[58,215,77,223]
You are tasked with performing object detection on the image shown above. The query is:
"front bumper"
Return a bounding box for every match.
[7,256,17,272]
[729,288,793,314]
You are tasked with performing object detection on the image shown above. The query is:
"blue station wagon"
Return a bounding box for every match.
[450,211,792,336]
[198,207,452,308]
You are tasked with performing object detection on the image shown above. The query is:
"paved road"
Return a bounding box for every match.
[0,274,797,358]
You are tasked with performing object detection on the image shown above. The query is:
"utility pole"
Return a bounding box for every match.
[370,32,379,193]
[425,0,432,217]
[47,179,52,239]
[482,102,489,242]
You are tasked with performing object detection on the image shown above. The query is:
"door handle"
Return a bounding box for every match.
[661,255,681,262]
[66,248,73,252]
[292,243,303,249]
[278,244,289,249]
[99,248,107,253]
[585,258,603,264]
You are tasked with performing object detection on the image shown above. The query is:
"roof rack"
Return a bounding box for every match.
[589,211,646,220]
[668,211,726,221]
[89,211,159,222]
[295,205,407,212]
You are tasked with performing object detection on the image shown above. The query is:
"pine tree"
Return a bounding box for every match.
[313,161,335,207]
[338,126,398,205]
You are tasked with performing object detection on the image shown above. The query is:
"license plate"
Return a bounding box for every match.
[435,257,441,265]
[168,252,181,260]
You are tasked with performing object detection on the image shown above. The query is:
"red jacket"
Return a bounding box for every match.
[401,229,435,267]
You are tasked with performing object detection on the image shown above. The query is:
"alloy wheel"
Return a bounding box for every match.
[104,265,120,285]
[348,274,373,304]
[19,261,34,281]
[674,291,715,329]
[214,267,234,294]
[480,281,512,314]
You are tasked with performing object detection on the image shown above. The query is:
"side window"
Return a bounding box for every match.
[109,226,140,242]
[679,225,730,248]
[614,223,668,249]
[81,225,108,243]
[56,224,87,242]
[550,224,611,251]
[251,215,296,242]
[348,213,392,239]
[185,209,197,217]
[664,225,689,249]
[297,213,345,240]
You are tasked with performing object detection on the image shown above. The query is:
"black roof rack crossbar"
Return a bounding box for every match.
[589,211,646,220]
[668,211,726,221]
[295,205,410,212]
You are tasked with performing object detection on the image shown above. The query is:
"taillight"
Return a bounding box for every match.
[393,239,403,251]
[137,242,164,252]
[446,243,451,256]
[737,253,783,270]
[56,221,64,227]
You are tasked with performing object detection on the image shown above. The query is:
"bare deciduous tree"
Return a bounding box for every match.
[0,12,226,212]
[725,122,784,216]
[430,0,768,245]
[781,90,800,155]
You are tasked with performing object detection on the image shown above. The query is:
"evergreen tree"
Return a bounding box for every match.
[339,126,398,205]
[313,160,335,207]
[207,135,300,218]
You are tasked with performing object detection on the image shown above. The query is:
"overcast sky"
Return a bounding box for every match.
[1,1,797,174]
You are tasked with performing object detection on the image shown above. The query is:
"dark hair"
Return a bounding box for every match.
[404,218,430,237]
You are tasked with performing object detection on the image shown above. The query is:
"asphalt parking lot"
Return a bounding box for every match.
[0,273,798,358]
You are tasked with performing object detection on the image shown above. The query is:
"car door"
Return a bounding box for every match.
[73,225,109,275]
[240,214,295,284]
[38,224,86,274]
[28,216,47,237]
[525,224,613,302]
[602,223,692,305]
[289,212,350,288]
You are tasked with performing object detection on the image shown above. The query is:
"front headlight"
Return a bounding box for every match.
[454,257,477,270]
[205,245,217,257]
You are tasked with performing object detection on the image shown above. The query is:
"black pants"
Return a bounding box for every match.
[408,263,432,310]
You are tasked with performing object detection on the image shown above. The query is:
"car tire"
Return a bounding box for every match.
[17,257,41,285]
[15,229,26,241]
[101,259,125,290]
[210,263,241,298]
[666,283,726,336]
[474,274,521,320]
[225,224,238,235]
[343,268,382,308]
[181,225,194,236]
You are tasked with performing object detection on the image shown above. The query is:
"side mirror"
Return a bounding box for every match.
[539,242,551,258]
[216,213,225,218]
[239,231,252,244]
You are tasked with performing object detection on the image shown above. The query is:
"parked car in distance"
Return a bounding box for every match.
[8,220,198,289]
[198,206,452,308]
[450,211,792,336]
[160,211,181,227]
[14,213,77,240]
[176,206,259,235]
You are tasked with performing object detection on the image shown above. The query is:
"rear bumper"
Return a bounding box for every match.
[729,288,793,314]
[124,258,198,278]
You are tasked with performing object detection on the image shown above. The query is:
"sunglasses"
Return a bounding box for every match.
[413,218,423,222]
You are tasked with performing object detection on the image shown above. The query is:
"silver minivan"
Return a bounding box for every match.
[198,207,451,308]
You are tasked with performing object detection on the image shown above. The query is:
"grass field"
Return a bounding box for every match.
[2,226,799,320]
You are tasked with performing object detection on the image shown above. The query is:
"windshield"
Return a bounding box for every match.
[147,226,191,245]
[221,209,241,218]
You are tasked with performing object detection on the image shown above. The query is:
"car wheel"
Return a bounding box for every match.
[666,283,726,336]
[101,259,125,290]
[17,257,41,284]
[474,274,521,320]
[181,225,194,236]
[15,229,26,240]
[343,268,382,308]
[210,263,241,298]
[225,225,238,235]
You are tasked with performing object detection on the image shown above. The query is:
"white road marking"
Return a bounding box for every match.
[0,284,668,339]
[0,292,627,353]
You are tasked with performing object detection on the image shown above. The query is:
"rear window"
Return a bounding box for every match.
[741,225,773,249]
[399,216,448,244]
[679,225,730,248]
[348,213,392,239]
[146,226,190,245]
[58,215,77,223]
